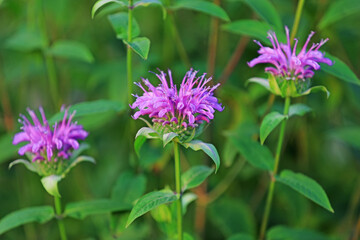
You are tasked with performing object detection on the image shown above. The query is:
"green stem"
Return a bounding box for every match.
[290,0,306,43]
[259,96,291,240]
[54,196,67,240]
[173,141,183,240]
[127,0,133,105]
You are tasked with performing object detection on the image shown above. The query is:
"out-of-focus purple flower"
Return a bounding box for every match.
[13,107,88,162]
[248,26,333,80]
[130,69,224,129]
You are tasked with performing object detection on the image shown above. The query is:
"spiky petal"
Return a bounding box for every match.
[248,26,333,80]
[130,69,224,129]
[13,107,88,162]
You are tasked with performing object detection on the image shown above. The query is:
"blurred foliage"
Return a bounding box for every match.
[0,0,360,239]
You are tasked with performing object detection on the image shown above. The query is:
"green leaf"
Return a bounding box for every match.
[209,198,256,237]
[318,0,360,29]
[277,170,334,213]
[134,135,147,157]
[288,104,312,117]
[134,0,167,18]
[172,0,230,22]
[229,136,274,171]
[267,225,331,240]
[299,85,330,98]
[111,171,147,205]
[9,159,37,173]
[63,155,95,177]
[246,77,270,91]
[181,165,214,191]
[320,52,360,86]
[150,204,172,223]
[182,140,220,173]
[227,233,254,240]
[65,199,131,219]
[0,206,55,235]
[135,127,159,139]
[47,40,94,63]
[126,190,177,227]
[182,193,197,215]
[91,0,127,18]
[49,100,125,124]
[5,28,46,52]
[41,175,62,197]
[123,37,151,60]
[108,13,140,40]
[243,0,282,29]
[162,132,178,147]
[260,112,286,145]
[328,127,360,149]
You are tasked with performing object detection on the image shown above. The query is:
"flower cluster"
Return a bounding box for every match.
[130,69,224,130]
[248,26,333,80]
[13,107,88,162]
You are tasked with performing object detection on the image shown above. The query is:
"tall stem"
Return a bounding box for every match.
[54,196,67,240]
[259,96,291,240]
[290,0,306,43]
[173,141,183,240]
[127,0,133,105]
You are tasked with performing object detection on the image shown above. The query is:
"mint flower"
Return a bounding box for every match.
[248,26,333,80]
[130,69,224,130]
[13,107,88,162]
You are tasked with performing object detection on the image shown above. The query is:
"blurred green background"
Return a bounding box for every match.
[0,0,360,239]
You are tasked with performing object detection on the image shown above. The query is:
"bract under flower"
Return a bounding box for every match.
[130,69,224,133]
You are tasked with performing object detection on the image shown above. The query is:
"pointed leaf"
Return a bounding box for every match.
[172,0,230,22]
[63,156,95,177]
[5,28,46,52]
[181,165,214,191]
[150,204,172,223]
[243,0,282,29]
[0,206,54,235]
[126,190,177,227]
[123,37,150,60]
[182,140,220,172]
[111,171,147,205]
[246,77,270,91]
[163,132,178,147]
[320,52,360,86]
[108,12,140,40]
[48,40,94,63]
[260,112,286,144]
[229,136,274,171]
[299,85,330,98]
[267,225,331,240]
[65,199,131,219]
[277,170,334,213]
[91,0,127,18]
[41,175,62,197]
[268,73,282,95]
[9,159,37,173]
[135,127,159,139]
[318,0,360,29]
[289,104,312,117]
[134,135,147,157]
[182,193,197,215]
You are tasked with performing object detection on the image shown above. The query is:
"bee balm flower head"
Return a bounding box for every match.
[130,69,224,135]
[13,107,88,162]
[248,26,333,81]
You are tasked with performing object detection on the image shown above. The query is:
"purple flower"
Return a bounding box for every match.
[13,107,88,162]
[248,26,333,80]
[130,69,224,129]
